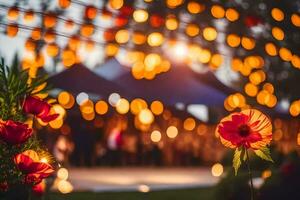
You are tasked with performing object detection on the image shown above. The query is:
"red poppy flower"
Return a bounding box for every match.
[0,120,32,145]
[216,109,272,150]
[14,150,54,185]
[23,96,59,123]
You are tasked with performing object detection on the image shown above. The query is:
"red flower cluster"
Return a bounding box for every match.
[0,120,32,145]
[14,150,54,185]
[23,96,59,123]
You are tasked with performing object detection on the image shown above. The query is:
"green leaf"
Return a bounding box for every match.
[254,147,273,162]
[233,148,242,175]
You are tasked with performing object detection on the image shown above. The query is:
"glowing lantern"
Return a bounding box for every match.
[198,49,211,64]
[144,53,161,71]
[62,49,76,67]
[279,47,292,61]
[166,0,184,8]
[131,62,144,80]
[272,27,284,41]
[133,9,148,23]
[211,5,225,19]
[80,24,94,37]
[244,83,258,97]
[166,126,178,138]
[185,24,200,37]
[95,100,109,115]
[44,30,55,43]
[138,109,154,125]
[147,32,164,46]
[132,32,146,45]
[68,36,80,50]
[150,14,164,28]
[24,10,34,23]
[291,14,300,27]
[46,43,59,57]
[115,29,130,44]
[187,1,204,14]
[271,8,284,21]
[44,13,57,28]
[7,7,19,20]
[203,27,217,41]
[225,8,239,22]
[183,118,196,131]
[151,130,161,142]
[105,43,119,57]
[265,42,277,56]
[116,98,130,114]
[109,0,124,10]
[130,99,147,115]
[6,24,18,37]
[166,16,178,30]
[31,28,41,40]
[85,5,97,20]
[241,37,255,50]
[150,101,164,115]
[58,0,71,9]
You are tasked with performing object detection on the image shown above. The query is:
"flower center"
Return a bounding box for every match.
[238,124,251,137]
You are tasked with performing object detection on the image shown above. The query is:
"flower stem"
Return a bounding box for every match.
[245,148,254,200]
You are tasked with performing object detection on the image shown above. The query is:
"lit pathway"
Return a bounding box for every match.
[66,167,219,192]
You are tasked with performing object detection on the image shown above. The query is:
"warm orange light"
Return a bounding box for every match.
[291,55,300,69]
[198,49,211,64]
[203,27,217,41]
[227,34,240,47]
[115,29,130,44]
[31,27,41,40]
[231,58,243,72]
[151,130,161,142]
[166,0,184,8]
[132,32,146,45]
[44,13,57,28]
[130,99,147,115]
[249,70,266,85]
[147,32,164,47]
[7,7,19,20]
[210,54,223,69]
[185,24,200,37]
[62,49,76,67]
[272,27,284,41]
[225,8,239,22]
[144,53,161,71]
[116,98,130,114]
[187,1,204,14]
[44,30,56,43]
[183,117,196,131]
[263,83,274,94]
[271,8,284,21]
[241,37,255,50]
[138,109,154,125]
[244,82,258,97]
[279,47,292,61]
[80,24,94,37]
[95,100,109,115]
[24,10,35,23]
[133,9,148,23]
[6,24,18,37]
[291,14,300,27]
[58,0,71,9]
[150,101,164,115]
[166,126,178,138]
[109,0,124,9]
[211,5,225,19]
[105,43,119,57]
[265,42,277,56]
[289,100,300,117]
[49,118,63,129]
[85,5,97,20]
[166,16,178,30]
[46,43,59,57]
[131,62,144,80]
[58,91,75,109]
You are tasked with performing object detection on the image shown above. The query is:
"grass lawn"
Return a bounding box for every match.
[49,187,215,200]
